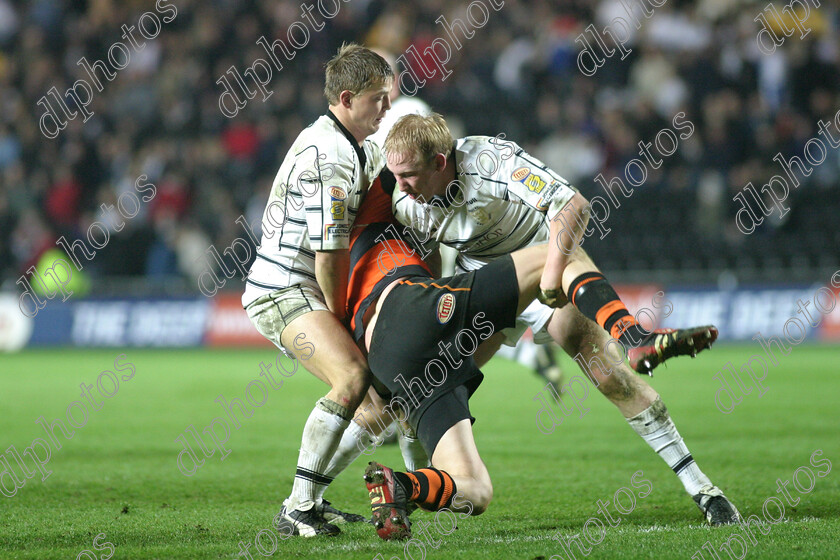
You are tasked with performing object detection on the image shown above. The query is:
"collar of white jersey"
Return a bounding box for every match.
[326,110,367,170]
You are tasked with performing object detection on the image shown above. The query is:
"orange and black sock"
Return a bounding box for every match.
[394,468,456,511]
[566,272,649,347]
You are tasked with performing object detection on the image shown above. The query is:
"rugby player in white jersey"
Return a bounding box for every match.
[241,44,394,537]
[371,50,566,396]
[383,113,740,525]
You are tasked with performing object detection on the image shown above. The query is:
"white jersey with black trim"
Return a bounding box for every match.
[393,136,577,273]
[243,112,385,307]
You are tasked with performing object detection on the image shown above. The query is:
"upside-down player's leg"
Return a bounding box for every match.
[429,418,492,515]
[363,244,552,540]
[364,403,492,541]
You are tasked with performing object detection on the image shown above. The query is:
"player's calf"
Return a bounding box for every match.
[551,273,718,375]
[558,269,720,374]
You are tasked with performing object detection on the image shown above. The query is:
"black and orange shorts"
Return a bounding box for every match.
[367,255,519,455]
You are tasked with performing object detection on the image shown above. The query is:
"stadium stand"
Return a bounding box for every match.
[1,0,838,294]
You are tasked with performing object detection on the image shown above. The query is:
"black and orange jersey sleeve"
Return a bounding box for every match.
[346,170,432,341]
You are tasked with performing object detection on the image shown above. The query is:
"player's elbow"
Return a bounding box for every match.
[550,192,591,232]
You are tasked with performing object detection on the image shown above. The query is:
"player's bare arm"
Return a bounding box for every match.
[538,191,591,307]
[315,249,350,320]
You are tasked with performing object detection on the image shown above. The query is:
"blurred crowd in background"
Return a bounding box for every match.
[1,0,839,294]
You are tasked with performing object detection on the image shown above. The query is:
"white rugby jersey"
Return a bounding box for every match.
[243,112,385,306]
[393,136,577,273]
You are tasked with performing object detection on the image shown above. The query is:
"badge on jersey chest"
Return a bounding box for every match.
[436,293,456,324]
[512,167,547,194]
[468,207,491,224]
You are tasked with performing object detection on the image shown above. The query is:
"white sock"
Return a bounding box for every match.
[288,398,349,511]
[626,397,712,496]
[399,434,431,471]
[314,420,375,503]
[398,429,429,471]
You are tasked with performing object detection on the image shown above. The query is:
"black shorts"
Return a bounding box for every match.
[367,255,519,456]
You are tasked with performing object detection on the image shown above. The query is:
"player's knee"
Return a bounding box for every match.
[333,368,371,408]
[460,475,493,516]
[470,483,493,516]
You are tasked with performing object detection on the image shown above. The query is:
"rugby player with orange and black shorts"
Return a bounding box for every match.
[346,170,551,540]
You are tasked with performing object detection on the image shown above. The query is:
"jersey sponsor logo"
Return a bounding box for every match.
[536,181,563,210]
[474,227,504,249]
[329,186,346,220]
[324,223,349,240]
[511,167,530,181]
[330,200,345,220]
[437,293,456,324]
[512,167,547,193]
[522,173,546,193]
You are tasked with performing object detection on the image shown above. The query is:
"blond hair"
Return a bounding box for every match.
[384,113,454,166]
[324,43,393,105]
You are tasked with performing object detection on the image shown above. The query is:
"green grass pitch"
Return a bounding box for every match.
[0,345,838,559]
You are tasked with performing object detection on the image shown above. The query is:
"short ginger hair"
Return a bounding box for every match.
[384,113,454,166]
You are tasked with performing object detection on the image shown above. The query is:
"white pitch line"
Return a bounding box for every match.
[280,516,827,554]
[462,516,826,545]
